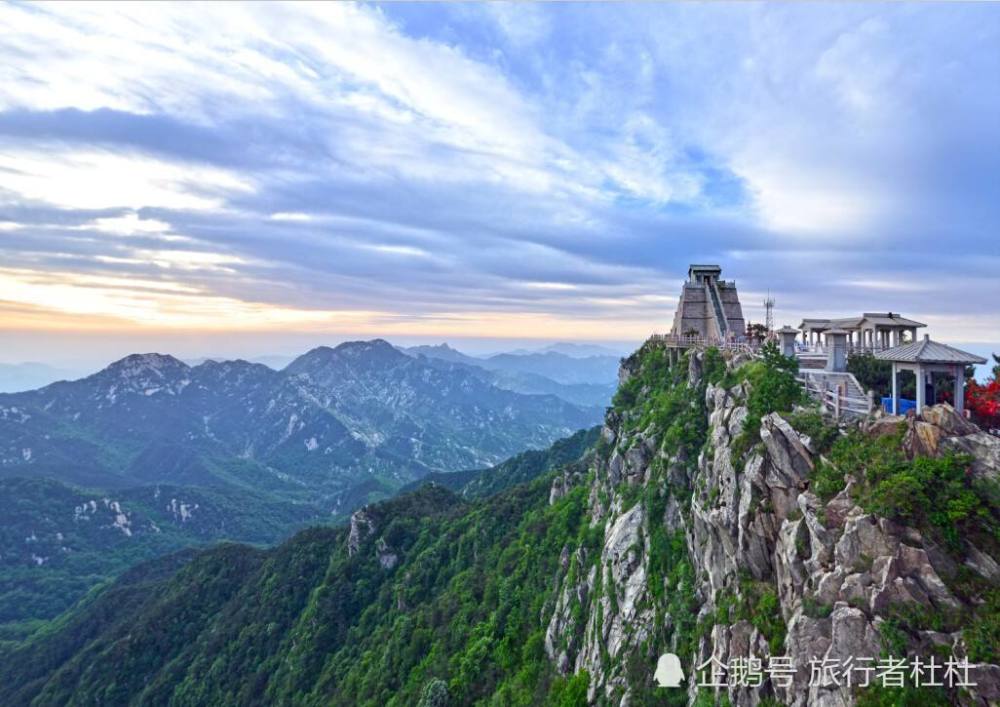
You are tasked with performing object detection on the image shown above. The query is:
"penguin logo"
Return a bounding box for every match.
[654,653,685,688]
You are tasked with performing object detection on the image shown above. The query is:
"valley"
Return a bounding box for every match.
[0,340,611,635]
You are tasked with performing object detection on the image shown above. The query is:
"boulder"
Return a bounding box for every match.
[904,420,944,457]
[866,415,905,439]
[624,439,651,482]
[761,414,814,480]
[826,605,881,667]
[688,351,702,386]
[834,514,898,571]
[920,403,979,436]
[940,431,1000,482]
[727,406,748,439]
[964,541,1000,581]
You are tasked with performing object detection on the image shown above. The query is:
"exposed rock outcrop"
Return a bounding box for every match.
[545,345,1000,706]
[347,508,374,557]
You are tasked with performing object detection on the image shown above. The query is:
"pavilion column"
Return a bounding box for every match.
[915,363,926,415]
[954,365,965,413]
[910,327,917,343]
[892,329,900,347]
[891,362,898,415]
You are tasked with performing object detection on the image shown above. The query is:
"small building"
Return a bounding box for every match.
[797,312,926,349]
[670,265,746,340]
[875,335,986,415]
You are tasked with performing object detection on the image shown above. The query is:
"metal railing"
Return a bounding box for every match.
[647,334,762,354]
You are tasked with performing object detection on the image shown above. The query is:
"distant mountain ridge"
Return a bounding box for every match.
[0,340,601,505]
[402,342,619,407]
[403,343,619,385]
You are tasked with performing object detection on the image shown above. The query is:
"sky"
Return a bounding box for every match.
[1,2,998,369]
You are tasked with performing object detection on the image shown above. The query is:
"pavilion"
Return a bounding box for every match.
[798,312,926,349]
[875,335,986,415]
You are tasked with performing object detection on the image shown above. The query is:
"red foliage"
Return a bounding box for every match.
[966,379,1000,429]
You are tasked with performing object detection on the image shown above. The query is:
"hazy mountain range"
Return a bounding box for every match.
[0,341,626,393]
[0,339,611,633]
[0,339,604,501]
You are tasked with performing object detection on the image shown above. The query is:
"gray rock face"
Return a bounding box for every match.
[375,537,398,570]
[543,347,1000,706]
[941,431,1000,482]
[347,509,374,557]
[576,504,653,696]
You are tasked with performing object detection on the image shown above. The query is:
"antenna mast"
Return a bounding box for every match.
[763,292,775,333]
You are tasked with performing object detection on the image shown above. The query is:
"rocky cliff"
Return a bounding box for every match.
[545,342,1000,705]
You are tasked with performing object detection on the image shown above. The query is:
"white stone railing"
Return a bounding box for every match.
[796,372,875,419]
[797,343,892,356]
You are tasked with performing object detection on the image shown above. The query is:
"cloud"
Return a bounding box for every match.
[0,2,997,353]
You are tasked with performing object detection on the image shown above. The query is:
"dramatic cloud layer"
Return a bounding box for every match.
[1,2,998,358]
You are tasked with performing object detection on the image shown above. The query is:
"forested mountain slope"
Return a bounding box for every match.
[0,339,602,641]
[0,477,321,638]
[0,478,596,706]
[5,342,998,705]
[398,425,600,499]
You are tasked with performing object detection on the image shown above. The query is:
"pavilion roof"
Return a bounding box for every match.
[798,318,831,329]
[874,336,987,365]
[831,316,864,328]
[860,313,926,327]
[798,313,926,330]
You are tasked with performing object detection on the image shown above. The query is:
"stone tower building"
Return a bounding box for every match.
[670,264,746,340]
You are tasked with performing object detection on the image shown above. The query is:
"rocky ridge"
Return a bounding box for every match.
[545,343,1000,706]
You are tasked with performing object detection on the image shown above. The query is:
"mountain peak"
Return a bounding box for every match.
[103,353,189,379]
[403,342,474,364]
[286,339,407,375]
[84,353,191,399]
[331,339,399,357]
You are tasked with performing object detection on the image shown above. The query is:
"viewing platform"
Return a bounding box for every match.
[647,333,759,354]
[657,265,983,423]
